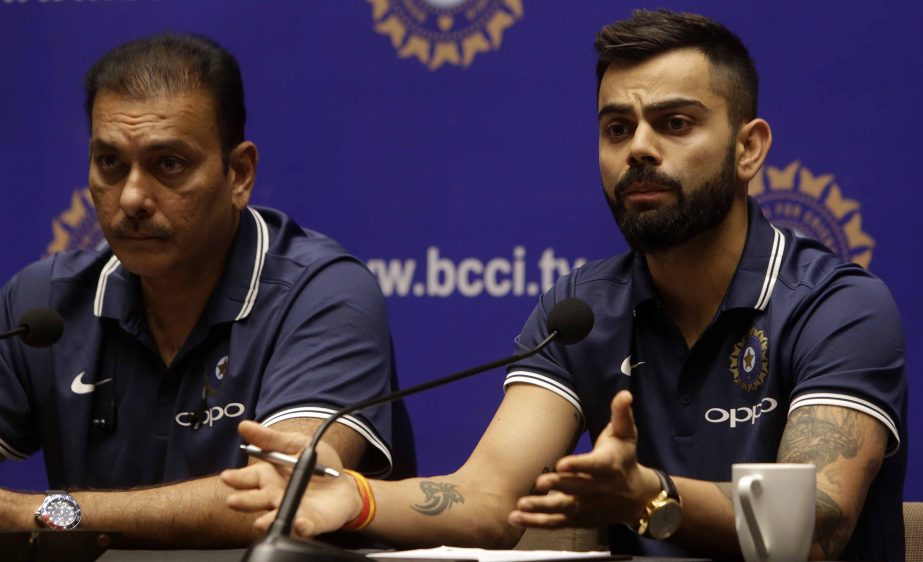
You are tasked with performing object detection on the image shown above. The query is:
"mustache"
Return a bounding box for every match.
[613,166,683,196]
[110,218,172,239]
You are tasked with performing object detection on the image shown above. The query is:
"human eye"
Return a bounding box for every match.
[663,115,692,133]
[95,154,123,171]
[603,120,632,141]
[158,156,187,175]
[92,154,128,181]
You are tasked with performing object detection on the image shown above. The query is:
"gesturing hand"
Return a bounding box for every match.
[508,390,660,528]
[221,420,361,537]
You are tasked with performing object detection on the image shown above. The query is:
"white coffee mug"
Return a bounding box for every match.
[732,463,816,562]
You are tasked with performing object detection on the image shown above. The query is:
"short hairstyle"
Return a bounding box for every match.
[84,33,246,165]
[595,9,758,126]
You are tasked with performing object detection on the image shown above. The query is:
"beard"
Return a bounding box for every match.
[606,144,738,254]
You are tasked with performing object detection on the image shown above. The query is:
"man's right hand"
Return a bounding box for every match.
[221,420,362,537]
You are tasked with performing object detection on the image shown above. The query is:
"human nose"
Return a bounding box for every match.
[119,167,155,218]
[626,122,661,167]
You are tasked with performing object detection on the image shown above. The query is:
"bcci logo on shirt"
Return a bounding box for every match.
[368,0,523,70]
[730,327,768,392]
[750,161,874,267]
[45,187,104,256]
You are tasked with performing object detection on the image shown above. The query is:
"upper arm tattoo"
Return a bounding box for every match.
[411,481,465,516]
[777,407,861,470]
[778,406,888,559]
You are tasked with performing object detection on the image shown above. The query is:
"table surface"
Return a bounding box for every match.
[96,551,710,562]
[99,551,247,562]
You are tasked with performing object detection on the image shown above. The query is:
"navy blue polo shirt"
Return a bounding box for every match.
[0,206,415,488]
[507,199,906,561]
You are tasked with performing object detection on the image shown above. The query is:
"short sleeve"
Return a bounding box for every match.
[786,269,906,455]
[253,259,397,476]
[0,267,48,461]
[505,282,584,418]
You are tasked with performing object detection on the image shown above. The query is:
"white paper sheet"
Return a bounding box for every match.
[370,546,613,562]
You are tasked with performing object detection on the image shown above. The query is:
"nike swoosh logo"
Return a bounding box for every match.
[70,371,113,395]
[620,356,646,376]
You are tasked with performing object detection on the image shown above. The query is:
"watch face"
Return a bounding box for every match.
[40,496,81,530]
[648,500,682,540]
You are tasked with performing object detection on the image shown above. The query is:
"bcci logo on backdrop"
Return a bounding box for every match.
[368,0,523,70]
[46,187,104,256]
[750,161,874,267]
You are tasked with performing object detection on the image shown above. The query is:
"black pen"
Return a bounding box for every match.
[240,444,341,477]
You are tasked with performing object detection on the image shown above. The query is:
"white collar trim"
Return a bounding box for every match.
[92,207,270,321]
[235,207,269,321]
[754,225,785,311]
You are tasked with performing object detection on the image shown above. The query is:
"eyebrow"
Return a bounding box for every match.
[598,98,708,120]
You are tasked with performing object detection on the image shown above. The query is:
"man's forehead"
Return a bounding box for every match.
[90,89,220,143]
[598,48,722,110]
[93,88,215,118]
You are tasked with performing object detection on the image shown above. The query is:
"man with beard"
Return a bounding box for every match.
[222,9,906,561]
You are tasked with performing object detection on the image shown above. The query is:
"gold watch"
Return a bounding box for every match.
[636,469,682,540]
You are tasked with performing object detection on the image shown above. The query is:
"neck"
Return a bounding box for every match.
[645,195,749,347]
[141,238,234,366]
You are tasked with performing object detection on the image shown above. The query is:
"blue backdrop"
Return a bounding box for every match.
[1,0,919,501]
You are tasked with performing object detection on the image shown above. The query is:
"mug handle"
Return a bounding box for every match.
[738,475,769,558]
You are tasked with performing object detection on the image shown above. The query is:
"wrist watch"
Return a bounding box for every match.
[35,490,82,530]
[636,469,682,540]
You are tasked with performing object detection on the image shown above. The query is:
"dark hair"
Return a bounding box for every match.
[595,9,758,125]
[84,33,245,166]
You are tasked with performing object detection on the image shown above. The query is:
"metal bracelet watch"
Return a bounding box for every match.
[635,469,682,540]
[35,490,82,530]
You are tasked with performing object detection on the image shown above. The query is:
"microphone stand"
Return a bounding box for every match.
[0,326,27,339]
[241,331,561,562]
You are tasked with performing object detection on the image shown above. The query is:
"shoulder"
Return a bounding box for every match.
[250,206,361,275]
[776,233,899,314]
[4,249,111,306]
[556,253,633,293]
[247,207,385,312]
[519,252,635,337]
[540,253,635,311]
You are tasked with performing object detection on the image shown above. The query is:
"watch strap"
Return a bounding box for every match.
[636,469,681,538]
[654,469,679,501]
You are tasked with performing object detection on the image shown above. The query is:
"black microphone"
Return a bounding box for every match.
[241,298,594,562]
[0,307,64,348]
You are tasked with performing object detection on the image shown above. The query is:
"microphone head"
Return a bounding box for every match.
[17,307,64,348]
[546,298,594,345]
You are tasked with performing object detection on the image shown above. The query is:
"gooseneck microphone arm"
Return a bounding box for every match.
[242,297,594,562]
[269,329,560,538]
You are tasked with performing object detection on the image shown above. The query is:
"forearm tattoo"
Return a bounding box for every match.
[778,407,887,559]
[411,481,465,516]
[814,488,850,558]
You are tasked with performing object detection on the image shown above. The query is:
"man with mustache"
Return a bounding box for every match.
[223,9,906,561]
[0,34,414,546]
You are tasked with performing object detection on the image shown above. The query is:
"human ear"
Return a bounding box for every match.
[735,118,772,183]
[228,141,258,210]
